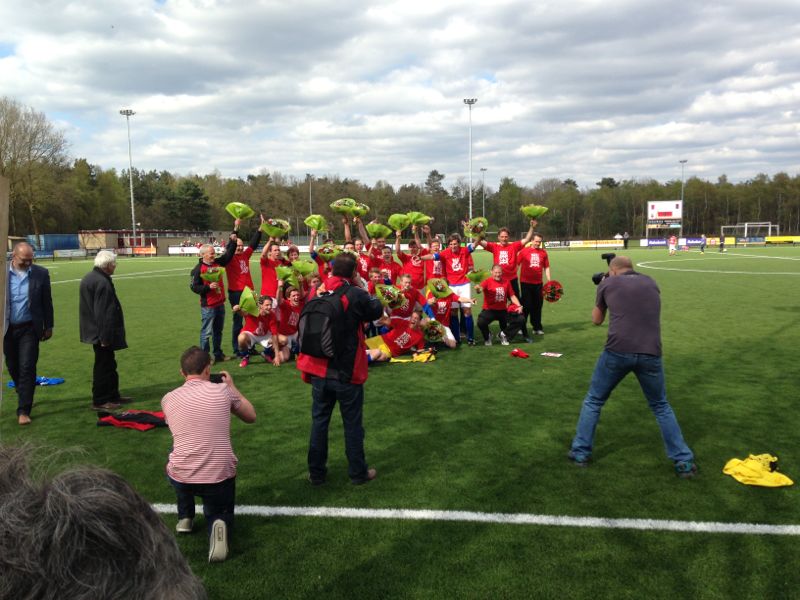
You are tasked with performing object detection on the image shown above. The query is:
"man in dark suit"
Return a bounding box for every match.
[79,250,130,411]
[4,242,54,425]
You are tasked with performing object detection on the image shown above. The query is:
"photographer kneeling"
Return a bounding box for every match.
[568,256,697,478]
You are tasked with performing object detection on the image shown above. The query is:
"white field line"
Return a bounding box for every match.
[150,503,800,536]
[638,256,800,276]
[52,267,190,285]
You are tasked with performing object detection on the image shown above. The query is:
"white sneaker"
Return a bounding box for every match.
[208,519,228,563]
[484,339,492,346]
[176,517,193,534]
[499,332,509,346]
[534,330,545,335]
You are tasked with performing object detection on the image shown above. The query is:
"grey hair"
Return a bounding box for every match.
[0,444,207,600]
[198,244,213,256]
[94,250,117,270]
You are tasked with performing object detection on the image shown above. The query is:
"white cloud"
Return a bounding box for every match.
[0,0,798,190]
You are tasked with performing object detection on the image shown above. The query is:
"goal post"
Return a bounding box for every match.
[720,222,779,247]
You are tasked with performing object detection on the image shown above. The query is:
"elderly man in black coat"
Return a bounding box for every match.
[4,242,54,425]
[79,250,130,410]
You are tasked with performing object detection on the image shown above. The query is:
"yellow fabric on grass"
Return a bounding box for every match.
[389,351,436,364]
[365,336,391,357]
[723,454,793,487]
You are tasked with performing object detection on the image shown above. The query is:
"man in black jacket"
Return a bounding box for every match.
[79,250,129,410]
[4,242,54,425]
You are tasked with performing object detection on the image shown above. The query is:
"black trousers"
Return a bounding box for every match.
[477,309,510,340]
[4,323,39,416]
[92,344,120,405]
[520,282,544,331]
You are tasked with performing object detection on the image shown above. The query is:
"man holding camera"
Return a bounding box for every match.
[161,346,257,563]
[568,256,697,478]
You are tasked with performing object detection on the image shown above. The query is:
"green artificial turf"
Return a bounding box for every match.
[2,246,799,599]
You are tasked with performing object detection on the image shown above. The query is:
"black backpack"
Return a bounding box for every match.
[297,285,352,358]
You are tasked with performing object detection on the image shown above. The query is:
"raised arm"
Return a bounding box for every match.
[355,216,370,245]
[343,216,352,242]
[520,219,538,245]
[308,229,318,254]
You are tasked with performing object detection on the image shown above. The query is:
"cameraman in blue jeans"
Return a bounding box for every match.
[568,256,697,478]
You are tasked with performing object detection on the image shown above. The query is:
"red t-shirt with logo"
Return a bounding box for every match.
[480,278,514,311]
[425,291,460,325]
[277,299,304,335]
[242,312,278,336]
[381,325,425,357]
[437,246,473,285]
[517,247,550,284]
[484,241,523,282]
[225,247,255,292]
[389,288,425,328]
[260,257,289,298]
[376,259,402,285]
[397,249,430,290]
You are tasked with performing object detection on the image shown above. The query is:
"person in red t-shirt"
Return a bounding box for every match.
[422,235,476,344]
[477,264,522,346]
[225,216,264,359]
[376,246,402,285]
[394,226,430,291]
[232,295,285,367]
[517,233,551,336]
[472,219,537,298]
[388,274,427,330]
[422,226,446,283]
[366,310,426,362]
[190,236,237,363]
[275,281,304,363]
[425,288,475,348]
[308,229,336,277]
[259,241,289,301]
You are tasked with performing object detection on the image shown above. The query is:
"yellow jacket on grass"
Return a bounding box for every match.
[723,454,793,487]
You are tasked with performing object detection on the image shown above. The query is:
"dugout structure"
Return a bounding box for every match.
[720,222,779,247]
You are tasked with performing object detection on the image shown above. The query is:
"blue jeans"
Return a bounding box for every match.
[200,305,225,358]
[228,290,243,356]
[307,377,369,483]
[168,475,236,538]
[570,350,694,463]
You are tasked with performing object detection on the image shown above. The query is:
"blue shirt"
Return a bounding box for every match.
[8,267,32,324]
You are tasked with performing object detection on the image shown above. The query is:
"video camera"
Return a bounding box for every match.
[591,253,617,285]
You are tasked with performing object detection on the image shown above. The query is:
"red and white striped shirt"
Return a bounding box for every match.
[162,379,242,484]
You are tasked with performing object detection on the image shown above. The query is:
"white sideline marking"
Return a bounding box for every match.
[638,257,800,276]
[52,267,190,285]
[150,503,800,536]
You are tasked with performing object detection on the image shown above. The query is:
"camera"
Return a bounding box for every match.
[591,253,617,285]
[209,373,224,384]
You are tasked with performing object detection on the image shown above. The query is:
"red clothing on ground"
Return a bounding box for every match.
[480,278,515,311]
[517,247,550,284]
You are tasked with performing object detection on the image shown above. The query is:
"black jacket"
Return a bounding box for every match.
[5,264,54,339]
[79,267,127,350]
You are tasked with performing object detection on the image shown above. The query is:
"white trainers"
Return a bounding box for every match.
[499,332,509,346]
[534,330,545,335]
[484,339,492,346]
[176,517,193,534]
[208,519,228,563]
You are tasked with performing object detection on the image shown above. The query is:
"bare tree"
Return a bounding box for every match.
[0,97,69,234]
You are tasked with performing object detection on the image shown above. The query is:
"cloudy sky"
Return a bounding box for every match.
[2,0,799,191]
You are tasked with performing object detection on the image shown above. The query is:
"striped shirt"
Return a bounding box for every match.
[162,379,242,484]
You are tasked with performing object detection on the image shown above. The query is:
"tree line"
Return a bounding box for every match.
[2,96,799,240]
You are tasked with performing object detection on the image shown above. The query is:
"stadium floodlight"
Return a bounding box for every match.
[679,159,687,237]
[120,109,137,247]
[480,167,487,217]
[464,98,478,220]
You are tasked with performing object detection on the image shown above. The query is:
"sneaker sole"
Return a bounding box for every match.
[208,520,228,563]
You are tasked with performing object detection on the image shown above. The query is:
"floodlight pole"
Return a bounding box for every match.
[306,173,313,239]
[463,98,477,220]
[120,109,137,247]
[679,159,687,237]
[480,167,487,218]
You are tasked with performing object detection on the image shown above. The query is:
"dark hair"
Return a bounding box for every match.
[448,234,461,244]
[180,346,211,375]
[331,253,357,278]
[533,232,543,240]
[0,444,207,600]
[498,227,510,235]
